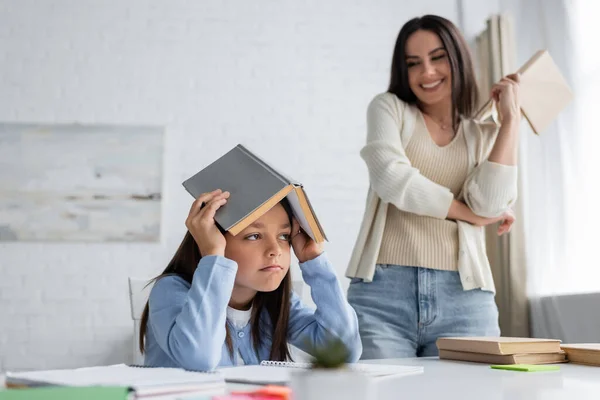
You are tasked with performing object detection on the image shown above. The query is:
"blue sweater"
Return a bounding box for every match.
[144,252,362,370]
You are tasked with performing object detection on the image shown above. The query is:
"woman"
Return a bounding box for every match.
[346,15,520,359]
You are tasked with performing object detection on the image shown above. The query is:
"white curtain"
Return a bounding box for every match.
[568,0,600,293]
[475,14,530,337]
[494,0,600,342]
[530,0,600,342]
[499,0,577,299]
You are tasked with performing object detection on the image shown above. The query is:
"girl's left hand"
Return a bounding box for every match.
[290,219,324,263]
[491,73,521,124]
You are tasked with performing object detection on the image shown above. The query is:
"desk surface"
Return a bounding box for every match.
[3,358,600,399]
[356,357,600,400]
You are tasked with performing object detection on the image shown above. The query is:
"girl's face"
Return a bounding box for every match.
[405,29,452,106]
[225,204,291,299]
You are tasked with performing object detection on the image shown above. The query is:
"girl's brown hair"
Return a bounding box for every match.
[139,199,294,361]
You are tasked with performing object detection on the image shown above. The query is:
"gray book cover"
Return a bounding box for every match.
[182,144,294,232]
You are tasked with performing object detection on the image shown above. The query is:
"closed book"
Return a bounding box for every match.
[475,50,573,134]
[182,144,327,243]
[436,337,562,355]
[439,349,567,365]
[561,343,600,366]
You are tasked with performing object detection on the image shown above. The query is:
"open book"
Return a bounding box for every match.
[4,364,225,398]
[182,144,327,243]
[218,361,424,385]
[475,50,573,134]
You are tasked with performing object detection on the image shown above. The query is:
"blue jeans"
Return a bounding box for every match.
[347,264,500,359]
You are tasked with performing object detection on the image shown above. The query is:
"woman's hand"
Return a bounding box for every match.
[473,209,516,236]
[290,219,324,263]
[185,189,230,256]
[491,73,521,124]
[496,209,515,236]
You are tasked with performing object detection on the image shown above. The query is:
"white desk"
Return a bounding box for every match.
[228,358,600,399]
[355,358,600,400]
[3,358,600,399]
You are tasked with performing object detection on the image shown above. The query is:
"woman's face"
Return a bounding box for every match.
[405,29,452,106]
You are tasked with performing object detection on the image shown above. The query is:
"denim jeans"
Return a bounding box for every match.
[347,264,500,359]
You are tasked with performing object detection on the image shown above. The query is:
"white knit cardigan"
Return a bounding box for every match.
[345,93,518,293]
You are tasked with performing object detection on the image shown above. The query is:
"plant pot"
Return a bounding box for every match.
[290,368,376,400]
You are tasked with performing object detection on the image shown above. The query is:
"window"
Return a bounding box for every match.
[555,0,600,294]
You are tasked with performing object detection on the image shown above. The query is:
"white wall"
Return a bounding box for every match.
[0,0,466,371]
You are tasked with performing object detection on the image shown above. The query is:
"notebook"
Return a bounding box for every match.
[439,349,567,365]
[218,361,424,385]
[561,343,600,366]
[182,144,327,243]
[475,49,573,134]
[4,364,225,398]
[436,337,562,355]
[0,386,131,400]
[490,364,561,372]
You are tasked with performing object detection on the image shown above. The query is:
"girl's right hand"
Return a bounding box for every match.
[185,189,230,257]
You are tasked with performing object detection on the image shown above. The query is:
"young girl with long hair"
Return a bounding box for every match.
[140,189,362,370]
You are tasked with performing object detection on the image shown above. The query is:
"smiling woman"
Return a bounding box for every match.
[346,15,521,359]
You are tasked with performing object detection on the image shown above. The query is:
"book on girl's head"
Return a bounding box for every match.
[182,144,327,243]
[475,50,573,134]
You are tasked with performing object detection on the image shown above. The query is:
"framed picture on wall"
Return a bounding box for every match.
[0,123,163,242]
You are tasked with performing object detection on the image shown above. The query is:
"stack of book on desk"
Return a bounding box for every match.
[561,344,600,366]
[436,337,567,365]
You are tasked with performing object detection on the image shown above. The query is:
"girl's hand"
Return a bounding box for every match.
[290,219,323,263]
[185,189,230,256]
[491,73,521,124]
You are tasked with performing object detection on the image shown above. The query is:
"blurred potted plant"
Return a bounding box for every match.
[290,337,375,400]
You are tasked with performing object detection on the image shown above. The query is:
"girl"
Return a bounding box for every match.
[140,189,362,370]
[346,15,520,358]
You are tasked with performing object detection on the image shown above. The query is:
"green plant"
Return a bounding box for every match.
[305,337,351,369]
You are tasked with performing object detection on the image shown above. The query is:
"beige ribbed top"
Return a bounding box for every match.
[376,111,469,271]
